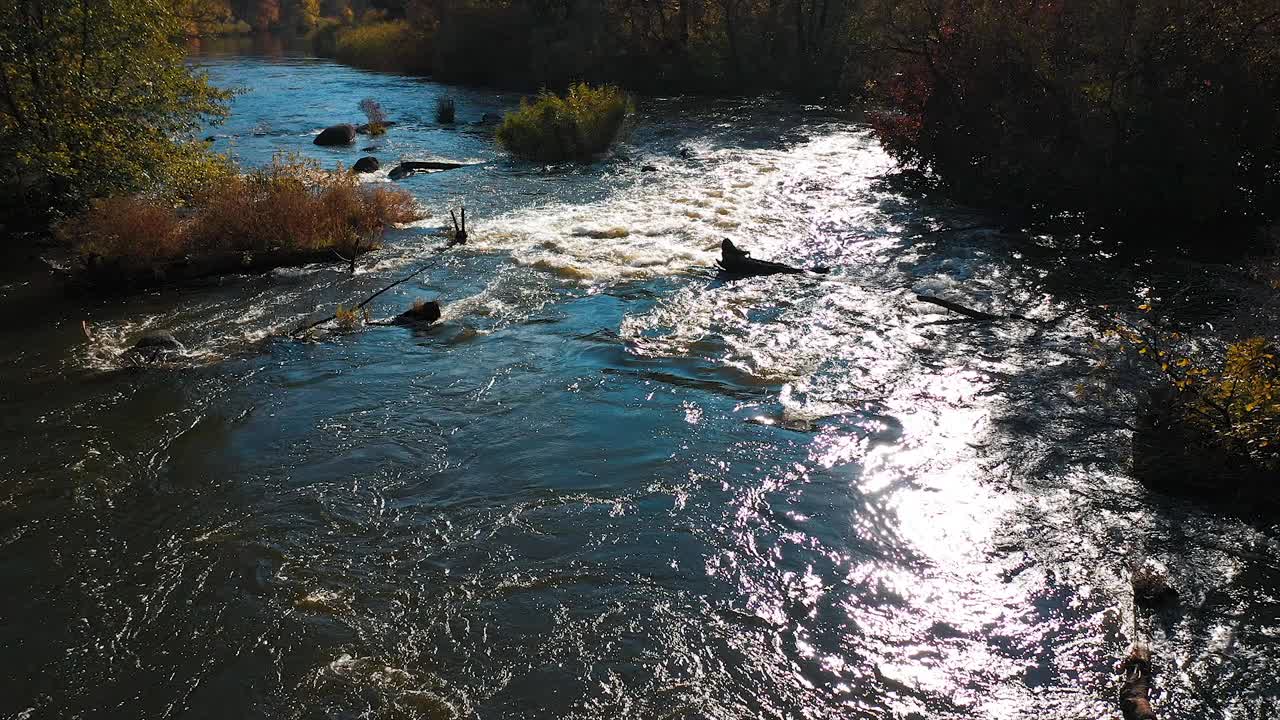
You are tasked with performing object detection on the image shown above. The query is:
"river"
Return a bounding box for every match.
[1,40,1277,720]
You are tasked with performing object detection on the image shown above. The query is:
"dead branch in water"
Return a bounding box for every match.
[289,206,468,337]
[916,294,1070,327]
[916,294,1003,321]
[289,257,443,337]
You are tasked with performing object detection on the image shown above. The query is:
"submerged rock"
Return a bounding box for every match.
[127,332,185,360]
[314,124,356,146]
[352,156,380,174]
[391,300,442,327]
[1132,563,1178,608]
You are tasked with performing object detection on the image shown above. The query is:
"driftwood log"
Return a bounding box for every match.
[717,239,828,277]
[73,247,374,293]
[915,294,1067,326]
[449,207,467,245]
[388,161,469,180]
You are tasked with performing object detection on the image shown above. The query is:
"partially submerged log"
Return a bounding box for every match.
[1119,646,1158,720]
[290,205,468,337]
[449,207,467,245]
[915,294,1003,322]
[73,247,374,293]
[388,160,468,180]
[717,239,828,278]
[290,258,444,337]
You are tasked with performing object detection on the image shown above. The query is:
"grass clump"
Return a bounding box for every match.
[496,84,633,162]
[334,305,371,331]
[60,154,422,277]
[435,96,456,124]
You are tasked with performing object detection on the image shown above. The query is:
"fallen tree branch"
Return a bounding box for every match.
[290,257,443,337]
[916,294,1071,327]
[916,294,1002,321]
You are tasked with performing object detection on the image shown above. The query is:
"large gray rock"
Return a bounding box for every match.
[314,124,356,146]
[352,156,380,174]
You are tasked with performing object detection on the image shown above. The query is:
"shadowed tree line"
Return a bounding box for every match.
[2,0,1277,244]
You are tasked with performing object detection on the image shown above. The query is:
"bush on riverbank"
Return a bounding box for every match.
[497,84,633,162]
[1124,315,1279,501]
[310,18,430,74]
[870,0,1280,241]
[59,155,421,279]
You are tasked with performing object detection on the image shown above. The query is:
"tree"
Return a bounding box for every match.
[0,0,231,224]
[870,0,1280,239]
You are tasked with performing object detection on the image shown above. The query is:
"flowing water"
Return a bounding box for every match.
[2,41,1278,720]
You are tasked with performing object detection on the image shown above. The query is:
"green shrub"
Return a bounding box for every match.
[333,20,429,74]
[496,84,633,162]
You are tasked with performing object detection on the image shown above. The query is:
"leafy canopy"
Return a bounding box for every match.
[0,0,232,220]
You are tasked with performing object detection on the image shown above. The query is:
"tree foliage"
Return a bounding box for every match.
[0,0,232,223]
[870,0,1280,237]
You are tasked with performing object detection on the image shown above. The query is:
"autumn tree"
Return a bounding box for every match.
[0,0,231,224]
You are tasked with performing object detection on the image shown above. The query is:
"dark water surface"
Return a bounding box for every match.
[3,43,1278,720]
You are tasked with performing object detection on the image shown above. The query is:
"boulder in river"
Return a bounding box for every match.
[391,300,442,327]
[352,156,380,174]
[1132,563,1177,608]
[314,124,356,146]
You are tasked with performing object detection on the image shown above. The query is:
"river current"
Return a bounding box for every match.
[1,41,1277,720]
